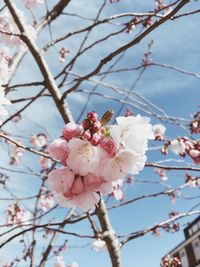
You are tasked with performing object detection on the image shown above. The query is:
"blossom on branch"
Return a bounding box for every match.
[47,111,153,210]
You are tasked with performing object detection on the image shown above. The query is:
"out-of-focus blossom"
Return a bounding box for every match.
[0,84,11,120]
[111,180,124,201]
[30,133,47,148]
[9,142,24,165]
[154,168,168,181]
[160,255,181,267]
[0,8,36,49]
[39,187,55,212]
[190,111,200,134]
[39,156,52,169]
[185,173,200,188]
[169,139,186,155]
[59,47,69,63]
[92,239,106,251]
[11,114,21,123]
[67,262,79,267]
[6,203,31,226]
[22,0,44,9]
[152,124,166,140]
[54,256,65,267]
[0,47,11,83]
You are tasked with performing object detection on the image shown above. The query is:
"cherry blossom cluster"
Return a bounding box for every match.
[162,211,180,233]
[160,255,181,267]
[47,111,153,210]
[161,137,200,165]
[6,203,31,226]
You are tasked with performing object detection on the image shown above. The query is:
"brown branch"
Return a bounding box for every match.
[145,162,200,172]
[0,132,57,161]
[4,0,73,124]
[120,210,200,246]
[95,195,122,267]
[7,0,72,84]
[61,0,189,100]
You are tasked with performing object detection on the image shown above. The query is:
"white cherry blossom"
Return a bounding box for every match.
[169,139,186,155]
[111,115,154,154]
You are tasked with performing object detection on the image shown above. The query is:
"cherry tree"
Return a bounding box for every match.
[0,0,199,266]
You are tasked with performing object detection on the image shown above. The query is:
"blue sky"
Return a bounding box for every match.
[0,0,200,266]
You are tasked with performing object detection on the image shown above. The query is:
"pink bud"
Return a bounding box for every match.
[82,119,91,130]
[87,111,98,122]
[62,123,83,141]
[189,149,200,158]
[91,132,102,145]
[100,137,117,156]
[91,121,101,133]
[82,130,91,141]
[71,177,84,195]
[160,146,168,155]
[48,139,69,163]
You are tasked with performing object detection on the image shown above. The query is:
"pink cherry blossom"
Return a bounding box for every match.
[92,239,106,251]
[48,168,75,194]
[101,150,146,181]
[56,189,100,211]
[100,137,117,156]
[62,122,83,141]
[48,139,69,164]
[84,173,113,194]
[67,139,105,176]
